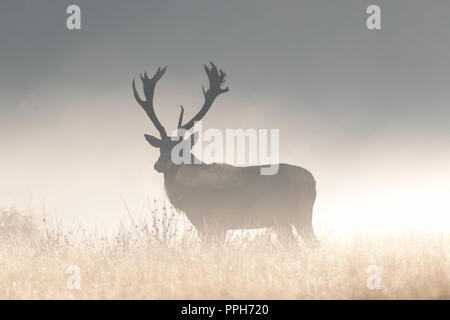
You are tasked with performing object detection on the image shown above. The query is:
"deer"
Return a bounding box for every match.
[132,62,319,246]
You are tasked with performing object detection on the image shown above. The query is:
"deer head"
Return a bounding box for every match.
[133,62,229,173]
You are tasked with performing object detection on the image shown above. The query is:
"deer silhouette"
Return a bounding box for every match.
[133,62,319,246]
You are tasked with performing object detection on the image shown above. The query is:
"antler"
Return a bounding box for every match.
[178,62,229,131]
[133,66,168,138]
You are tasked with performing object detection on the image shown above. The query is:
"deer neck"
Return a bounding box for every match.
[164,152,203,187]
[164,163,200,206]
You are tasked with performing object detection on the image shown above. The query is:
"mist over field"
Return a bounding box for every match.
[1,208,448,299]
[0,0,449,299]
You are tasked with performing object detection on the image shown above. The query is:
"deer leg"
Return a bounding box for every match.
[197,223,227,244]
[196,225,211,243]
[295,196,319,248]
[297,223,320,248]
[274,224,297,246]
[213,229,227,243]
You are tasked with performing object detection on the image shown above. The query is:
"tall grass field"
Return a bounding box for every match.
[0,207,448,299]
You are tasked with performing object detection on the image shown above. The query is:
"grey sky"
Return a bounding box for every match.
[1,1,449,130]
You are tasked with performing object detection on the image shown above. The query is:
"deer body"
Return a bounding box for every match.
[164,162,317,243]
[132,63,319,245]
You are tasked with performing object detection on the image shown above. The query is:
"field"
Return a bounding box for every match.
[0,208,448,299]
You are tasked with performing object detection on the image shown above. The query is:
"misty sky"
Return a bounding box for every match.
[1,1,449,233]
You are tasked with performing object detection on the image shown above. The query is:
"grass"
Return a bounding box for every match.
[0,207,448,299]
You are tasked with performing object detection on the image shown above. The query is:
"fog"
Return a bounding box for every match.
[1,0,450,235]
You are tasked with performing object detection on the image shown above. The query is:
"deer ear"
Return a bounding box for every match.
[144,134,162,147]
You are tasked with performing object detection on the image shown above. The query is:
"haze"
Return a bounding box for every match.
[1,0,449,236]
